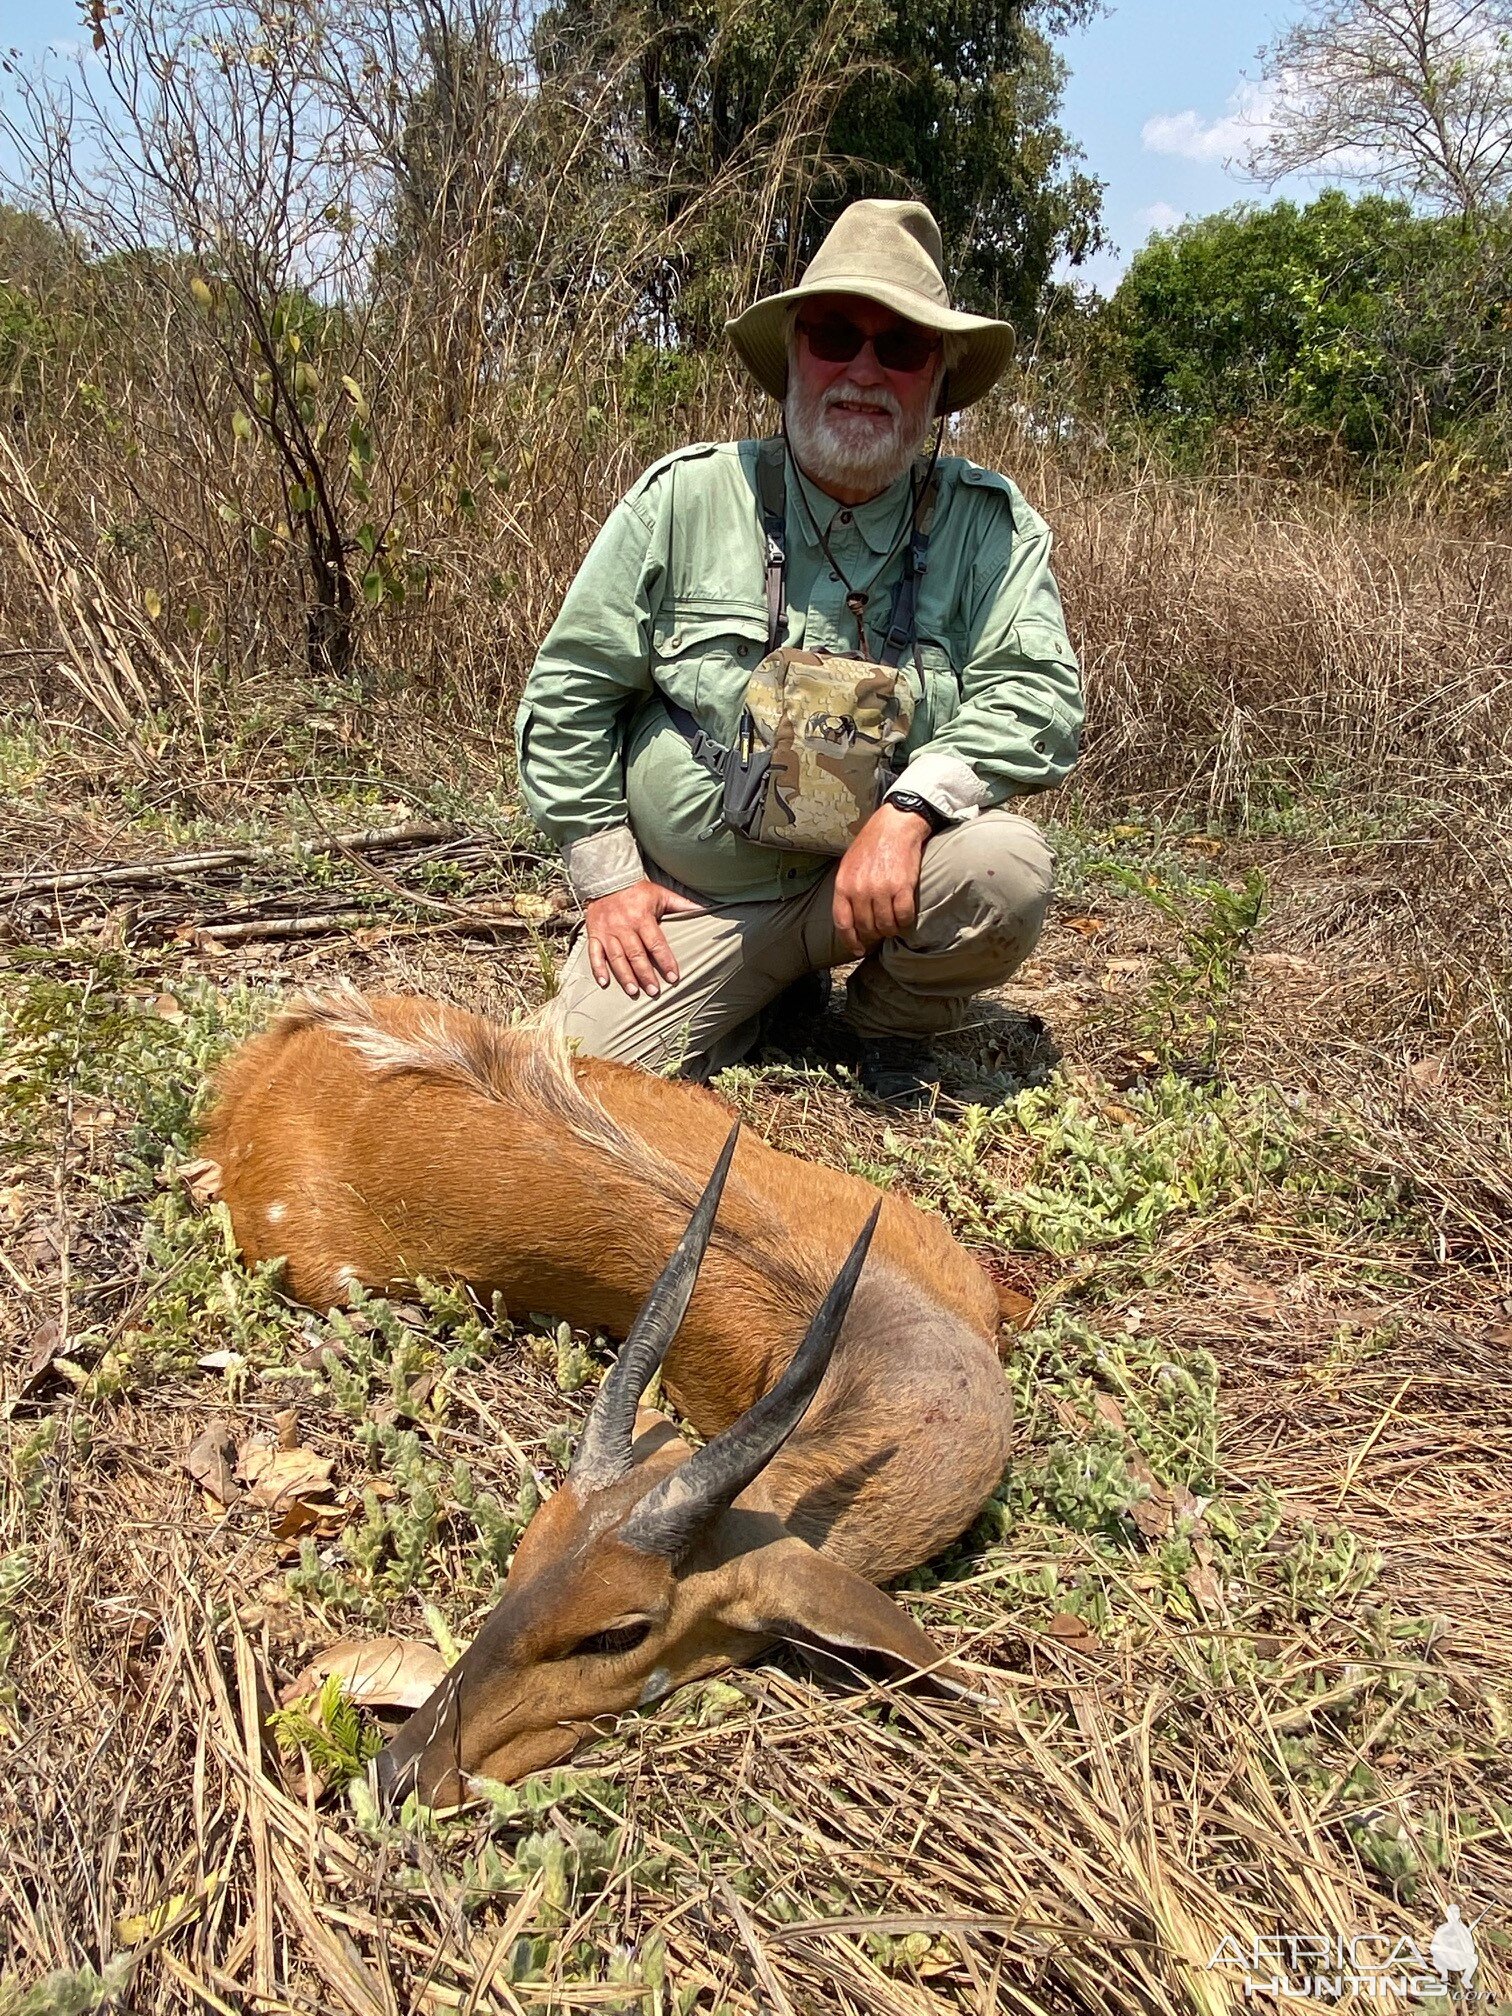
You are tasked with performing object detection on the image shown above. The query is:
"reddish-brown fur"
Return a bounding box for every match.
[205,986,1001,1435]
[201,987,1017,1795]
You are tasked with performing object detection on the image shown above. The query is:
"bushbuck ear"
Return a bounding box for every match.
[722,1539,970,1696]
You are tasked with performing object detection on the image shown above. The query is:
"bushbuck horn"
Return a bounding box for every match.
[568,1120,740,1491]
[619,1200,882,1559]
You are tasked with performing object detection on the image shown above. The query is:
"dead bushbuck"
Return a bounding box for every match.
[202,985,1017,1803]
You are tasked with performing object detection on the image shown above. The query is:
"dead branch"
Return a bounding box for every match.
[0,824,465,901]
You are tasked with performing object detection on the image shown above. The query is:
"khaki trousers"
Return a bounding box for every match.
[545,810,1054,1076]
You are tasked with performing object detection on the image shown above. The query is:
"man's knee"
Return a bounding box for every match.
[922,810,1054,930]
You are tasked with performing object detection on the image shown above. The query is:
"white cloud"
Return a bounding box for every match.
[1141,80,1279,167]
[1136,201,1186,233]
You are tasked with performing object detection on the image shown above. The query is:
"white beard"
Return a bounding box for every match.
[783,371,934,497]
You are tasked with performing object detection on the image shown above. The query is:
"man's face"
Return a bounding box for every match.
[784,292,944,503]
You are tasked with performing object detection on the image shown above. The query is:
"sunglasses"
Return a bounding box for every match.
[796,314,941,374]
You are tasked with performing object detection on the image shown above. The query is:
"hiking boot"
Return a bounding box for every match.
[856,1035,943,1106]
[755,970,833,1057]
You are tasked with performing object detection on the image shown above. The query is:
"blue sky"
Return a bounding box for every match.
[1056,0,1360,291]
[0,0,1355,295]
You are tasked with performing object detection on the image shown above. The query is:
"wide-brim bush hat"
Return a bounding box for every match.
[726,198,1015,414]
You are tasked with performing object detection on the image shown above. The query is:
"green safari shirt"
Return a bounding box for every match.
[516,438,1082,904]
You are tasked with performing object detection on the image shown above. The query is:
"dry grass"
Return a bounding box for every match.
[5,374,1507,1085]
[2,695,1510,2013]
[3,19,1509,1999]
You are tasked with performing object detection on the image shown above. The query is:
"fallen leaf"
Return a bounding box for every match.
[299,1341,348,1378]
[1043,1611,1102,1656]
[239,1441,335,1510]
[22,1221,61,1268]
[1061,914,1106,938]
[185,1420,240,1506]
[1092,1392,1126,1431]
[1405,1055,1450,1092]
[5,1324,63,1418]
[282,1636,449,1712]
[197,1349,245,1373]
[1128,1492,1173,1543]
[1184,1562,1225,1613]
[115,1877,218,1948]
[274,1497,332,1541]
[153,992,185,1023]
[1181,834,1224,858]
[512,891,556,923]
[177,1156,222,1205]
[273,1407,300,1451]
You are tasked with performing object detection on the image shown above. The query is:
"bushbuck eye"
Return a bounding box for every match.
[568,1619,653,1659]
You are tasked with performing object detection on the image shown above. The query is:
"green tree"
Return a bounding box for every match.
[533,0,1105,337]
[1113,189,1512,470]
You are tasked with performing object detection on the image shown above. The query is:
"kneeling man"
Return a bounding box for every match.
[516,199,1082,1098]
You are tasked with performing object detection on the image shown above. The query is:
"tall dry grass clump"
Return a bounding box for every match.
[978,433,1512,1073]
[0,0,1507,1077]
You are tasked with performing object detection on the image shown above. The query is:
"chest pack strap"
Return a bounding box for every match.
[756,436,788,652]
[659,439,938,786]
[879,474,938,671]
[753,437,936,666]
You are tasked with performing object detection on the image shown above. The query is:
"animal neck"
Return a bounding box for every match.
[709,1265,1016,1585]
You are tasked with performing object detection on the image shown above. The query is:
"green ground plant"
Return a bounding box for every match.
[269,1672,384,1783]
[852,1060,1411,1262]
[1104,865,1267,1067]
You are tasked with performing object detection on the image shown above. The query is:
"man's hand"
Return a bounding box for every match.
[585,879,707,998]
[832,801,932,958]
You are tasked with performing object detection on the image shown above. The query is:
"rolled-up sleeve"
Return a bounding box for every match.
[901,480,1082,813]
[514,491,663,900]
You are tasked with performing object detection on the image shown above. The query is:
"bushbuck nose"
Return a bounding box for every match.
[371,1742,400,1811]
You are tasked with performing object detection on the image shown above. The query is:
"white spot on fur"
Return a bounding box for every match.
[265,1200,287,1226]
[333,1264,361,1294]
[637,1665,673,1706]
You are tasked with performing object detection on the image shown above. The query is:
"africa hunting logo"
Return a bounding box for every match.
[1207,1906,1487,2000]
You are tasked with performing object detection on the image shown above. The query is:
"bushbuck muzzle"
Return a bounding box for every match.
[378,1125,892,1806]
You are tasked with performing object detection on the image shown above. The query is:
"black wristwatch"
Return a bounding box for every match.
[886,789,950,835]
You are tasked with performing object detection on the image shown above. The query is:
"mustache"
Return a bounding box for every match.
[820,382,903,421]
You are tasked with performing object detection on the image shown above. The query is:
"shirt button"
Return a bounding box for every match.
[736,642,749,657]
[828,570,840,583]
[839,511,852,524]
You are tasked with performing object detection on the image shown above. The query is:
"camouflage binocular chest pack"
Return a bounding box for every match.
[663,437,938,858]
[713,645,914,853]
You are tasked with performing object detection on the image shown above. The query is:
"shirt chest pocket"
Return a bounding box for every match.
[651,603,771,735]
[903,642,961,751]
